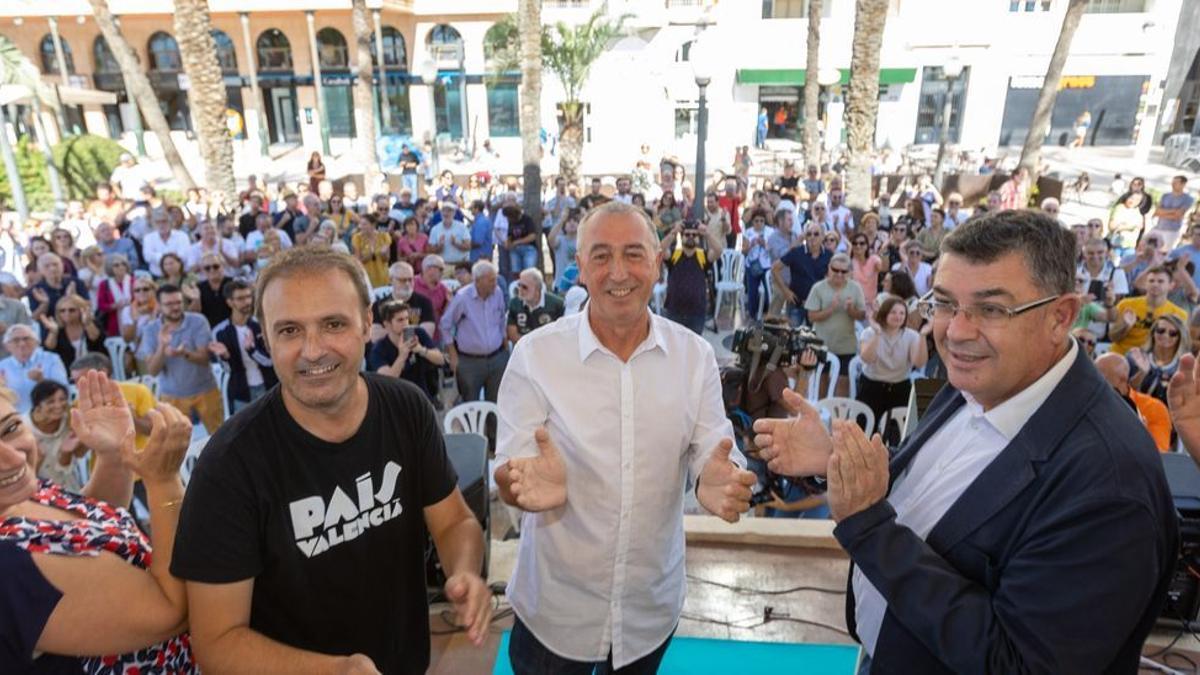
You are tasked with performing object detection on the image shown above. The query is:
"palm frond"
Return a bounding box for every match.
[0,35,58,108]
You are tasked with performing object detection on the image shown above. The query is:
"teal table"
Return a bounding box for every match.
[492,632,860,674]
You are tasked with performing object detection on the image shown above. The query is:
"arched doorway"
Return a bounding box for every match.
[316,27,354,138]
[256,28,300,144]
[210,29,245,139]
[372,25,411,135]
[427,24,465,139]
[147,31,191,132]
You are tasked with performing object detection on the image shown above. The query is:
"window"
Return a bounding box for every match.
[93,36,120,73]
[484,22,517,66]
[211,30,237,73]
[316,28,349,69]
[1008,0,1053,10]
[1084,0,1147,12]
[427,24,464,65]
[914,66,970,144]
[39,34,75,75]
[674,104,698,138]
[377,83,412,135]
[762,0,832,19]
[371,26,407,68]
[544,0,588,7]
[486,82,519,137]
[256,29,293,71]
[148,32,182,72]
[675,40,693,62]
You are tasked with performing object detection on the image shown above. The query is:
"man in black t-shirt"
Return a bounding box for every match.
[172,247,490,674]
[659,219,725,335]
[368,299,444,402]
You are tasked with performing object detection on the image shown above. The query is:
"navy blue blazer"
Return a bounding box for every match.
[835,347,1179,674]
[212,318,277,406]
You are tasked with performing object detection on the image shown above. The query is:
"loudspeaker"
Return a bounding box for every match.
[1160,453,1200,626]
[426,433,491,594]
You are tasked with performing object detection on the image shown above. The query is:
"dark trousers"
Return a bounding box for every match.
[508,616,674,675]
[857,375,912,446]
[455,348,509,403]
[664,309,706,336]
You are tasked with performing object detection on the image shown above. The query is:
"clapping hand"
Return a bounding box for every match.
[1169,354,1200,458]
[444,572,493,646]
[1129,348,1151,374]
[30,287,49,308]
[69,370,134,459]
[123,403,192,484]
[696,439,757,523]
[506,427,567,511]
[38,314,58,333]
[208,341,230,360]
[1122,310,1137,328]
[752,389,832,477]
[827,420,890,522]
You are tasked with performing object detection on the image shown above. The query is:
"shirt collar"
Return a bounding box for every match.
[577,305,669,362]
[961,339,1078,441]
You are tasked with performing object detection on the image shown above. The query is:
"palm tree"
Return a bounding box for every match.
[0,36,40,220]
[518,0,543,227]
[842,0,889,212]
[542,9,628,186]
[1017,0,1088,178]
[173,0,234,207]
[0,35,65,217]
[351,0,382,195]
[802,0,823,170]
[88,0,196,191]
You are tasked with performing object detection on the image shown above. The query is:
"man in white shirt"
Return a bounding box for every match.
[494,201,757,673]
[141,207,192,277]
[243,212,294,263]
[826,188,855,241]
[427,203,472,265]
[109,153,147,201]
[754,210,1177,674]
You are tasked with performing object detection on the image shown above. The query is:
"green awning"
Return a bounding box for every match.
[736,67,917,86]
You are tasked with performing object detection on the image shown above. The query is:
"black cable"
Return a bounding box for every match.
[678,611,850,637]
[429,596,516,636]
[686,574,846,596]
[1163,651,1198,673]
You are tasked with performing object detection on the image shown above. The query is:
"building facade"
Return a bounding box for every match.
[0,0,1193,180]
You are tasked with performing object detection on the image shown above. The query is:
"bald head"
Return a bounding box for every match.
[1095,353,1130,394]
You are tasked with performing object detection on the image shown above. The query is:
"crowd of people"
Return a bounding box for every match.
[0,137,1197,673]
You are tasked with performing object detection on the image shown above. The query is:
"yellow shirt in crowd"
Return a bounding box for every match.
[1109,296,1188,355]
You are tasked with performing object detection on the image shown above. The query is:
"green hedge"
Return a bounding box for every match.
[0,134,126,214]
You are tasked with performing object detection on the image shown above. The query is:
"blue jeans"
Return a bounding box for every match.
[787,305,809,327]
[401,173,419,197]
[231,384,266,414]
[744,264,769,322]
[510,244,539,275]
[508,616,674,675]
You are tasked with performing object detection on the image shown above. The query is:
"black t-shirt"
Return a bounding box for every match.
[371,292,435,328]
[199,277,233,328]
[171,374,457,674]
[238,212,257,238]
[507,214,537,243]
[777,175,800,203]
[664,248,712,317]
[366,329,439,401]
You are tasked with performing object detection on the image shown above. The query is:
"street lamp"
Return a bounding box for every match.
[932,57,965,189]
[690,32,713,221]
[417,57,440,179]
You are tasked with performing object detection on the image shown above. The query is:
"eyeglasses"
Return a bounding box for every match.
[1155,327,1181,337]
[917,291,1061,326]
[1075,336,1097,347]
[113,262,128,268]
[518,284,531,291]
[203,264,222,271]
[829,267,849,274]
[824,237,839,243]
[852,241,868,247]
[134,287,154,293]
[391,276,414,283]
[805,232,822,238]
[1088,222,1105,229]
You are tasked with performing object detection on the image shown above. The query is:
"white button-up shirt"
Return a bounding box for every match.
[853,340,1078,656]
[496,308,740,667]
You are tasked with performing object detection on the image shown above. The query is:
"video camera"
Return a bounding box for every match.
[730,322,827,374]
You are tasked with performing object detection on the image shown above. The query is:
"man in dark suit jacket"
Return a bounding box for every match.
[756,210,1178,674]
[209,279,277,413]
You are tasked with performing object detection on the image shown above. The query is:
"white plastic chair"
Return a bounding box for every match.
[878,405,909,443]
[847,356,864,400]
[1095,342,1111,356]
[807,351,842,402]
[371,285,393,302]
[212,362,232,421]
[104,337,129,381]
[442,401,499,436]
[508,279,520,300]
[180,435,211,486]
[652,280,668,314]
[714,249,745,322]
[137,375,159,397]
[815,396,876,435]
[441,278,462,294]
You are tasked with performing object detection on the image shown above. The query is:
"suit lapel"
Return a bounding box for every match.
[924,349,1099,551]
[888,384,964,485]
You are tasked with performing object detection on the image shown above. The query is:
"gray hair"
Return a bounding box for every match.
[577,201,657,254]
[472,260,498,280]
[519,268,545,288]
[389,261,414,276]
[3,324,35,343]
[422,254,445,272]
[70,352,113,375]
[940,209,1075,295]
[829,253,851,269]
[104,253,129,276]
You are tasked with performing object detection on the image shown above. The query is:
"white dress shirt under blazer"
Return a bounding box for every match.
[496,308,742,667]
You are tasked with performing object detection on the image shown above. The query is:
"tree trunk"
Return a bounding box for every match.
[843,0,889,212]
[1017,0,1088,178]
[558,103,584,188]
[174,0,234,208]
[518,0,543,229]
[351,0,382,195]
[803,0,823,170]
[0,108,28,222]
[88,0,196,191]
